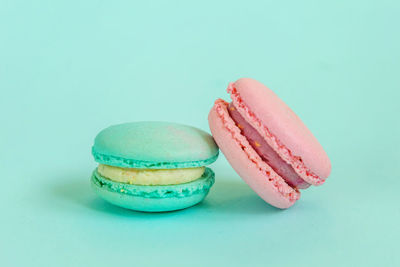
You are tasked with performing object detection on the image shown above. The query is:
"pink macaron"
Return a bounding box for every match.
[208,78,331,209]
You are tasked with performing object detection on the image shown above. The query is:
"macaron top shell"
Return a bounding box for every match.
[229,78,331,183]
[92,122,219,169]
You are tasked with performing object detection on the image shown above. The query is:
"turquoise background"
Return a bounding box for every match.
[1,1,399,266]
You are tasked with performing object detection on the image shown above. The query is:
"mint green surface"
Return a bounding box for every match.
[91,168,215,212]
[1,1,399,267]
[92,121,218,168]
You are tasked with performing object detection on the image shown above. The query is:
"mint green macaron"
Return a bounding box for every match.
[91,121,219,212]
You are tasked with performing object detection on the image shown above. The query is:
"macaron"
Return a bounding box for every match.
[208,78,331,209]
[91,121,219,212]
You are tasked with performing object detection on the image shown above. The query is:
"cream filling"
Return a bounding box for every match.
[97,164,205,185]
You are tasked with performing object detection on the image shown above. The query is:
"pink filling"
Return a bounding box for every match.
[214,99,300,201]
[228,103,310,189]
[228,84,324,185]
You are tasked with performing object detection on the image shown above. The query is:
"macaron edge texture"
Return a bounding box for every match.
[92,147,219,169]
[209,99,299,209]
[228,79,331,185]
[91,167,215,212]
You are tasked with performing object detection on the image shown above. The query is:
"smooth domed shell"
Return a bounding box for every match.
[231,78,331,180]
[92,121,219,169]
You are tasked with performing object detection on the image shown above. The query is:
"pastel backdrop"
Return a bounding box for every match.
[1,1,399,266]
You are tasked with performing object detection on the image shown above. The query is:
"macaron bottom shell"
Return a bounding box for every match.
[91,167,215,212]
[209,99,299,209]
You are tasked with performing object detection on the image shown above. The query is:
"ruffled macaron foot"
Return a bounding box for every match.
[208,78,331,209]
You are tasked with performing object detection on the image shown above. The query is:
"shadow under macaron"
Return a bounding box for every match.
[49,173,283,217]
[50,174,170,218]
[201,178,283,214]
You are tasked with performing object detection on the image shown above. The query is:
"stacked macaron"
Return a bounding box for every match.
[91,121,218,212]
[208,78,331,209]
